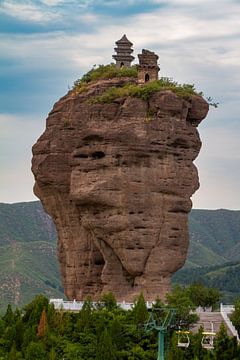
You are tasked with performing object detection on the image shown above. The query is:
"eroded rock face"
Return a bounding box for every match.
[32,78,208,301]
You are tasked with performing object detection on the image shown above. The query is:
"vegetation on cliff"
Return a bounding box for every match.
[73,64,218,107]
[73,64,203,101]
[0,289,239,360]
[89,78,201,103]
[73,64,138,87]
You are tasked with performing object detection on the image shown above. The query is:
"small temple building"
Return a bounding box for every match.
[113,35,160,83]
[137,49,160,84]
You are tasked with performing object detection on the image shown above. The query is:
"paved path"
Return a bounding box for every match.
[192,311,233,336]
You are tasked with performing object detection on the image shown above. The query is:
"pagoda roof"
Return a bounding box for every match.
[116,34,133,46]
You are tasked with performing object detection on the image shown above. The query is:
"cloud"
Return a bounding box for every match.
[192,118,240,210]
[1,0,240,208]
[40,0,66,5]
[0,0,60,23]
[0,114,44,203]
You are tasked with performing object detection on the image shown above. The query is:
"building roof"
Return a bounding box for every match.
[116,34,133,46]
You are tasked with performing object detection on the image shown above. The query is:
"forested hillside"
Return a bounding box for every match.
[0,202,63,310]
[0,201,240,309]
[188,209,240,266]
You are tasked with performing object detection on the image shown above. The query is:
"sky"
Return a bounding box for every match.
[0,0,239,210]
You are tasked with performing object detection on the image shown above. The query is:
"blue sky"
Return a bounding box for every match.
[0,0,240,209]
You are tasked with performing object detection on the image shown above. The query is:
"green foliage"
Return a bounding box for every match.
[73,64,218,107]
[73,63,138,89]
[25,341,46,360]
[132,293,149,326]
[76,297,93,332]
[214,322,240,359]
[3,305,14,326]
[167,328,210,360]
[99,292,118,311]
[0,292,239,359]
[166,285,198,327]
[23,295,49,327]
[96,328,117,360]
[230,298,240,336]
[90,77,202,104]
[187,283,220,309]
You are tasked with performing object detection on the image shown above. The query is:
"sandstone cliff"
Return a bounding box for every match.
[32,76,208,301]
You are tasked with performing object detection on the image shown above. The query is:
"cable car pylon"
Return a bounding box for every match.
[144,308,176,360]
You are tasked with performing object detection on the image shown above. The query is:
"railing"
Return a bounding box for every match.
[221,304,235,313]
[50,299,154,311]
[220,303,240,342]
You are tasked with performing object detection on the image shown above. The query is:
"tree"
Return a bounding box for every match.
[109,318,126,351]
[23,295,49,327]
[25,341,46,360]
[166,285,197,327]
[3,304,14,326]
[213,322,240,359]
[132,293,149,326]
[14,317,24,351]
[76,297,93,333]
[49,347,56,360]
[230,298,240,336]
[99,292,118,311]
[9,342,17,360]
[188,283,220,310]
[62,341,84,360]
[96,328,117,360]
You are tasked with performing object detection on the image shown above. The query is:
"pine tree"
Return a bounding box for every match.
[214,322,240,359]
[3,304,14,326]
[25,341,46,360]
[96,328,117,360]
[9,342,17,360]
[49,347,56,360]
[132,292,149,325]
[77,297,93,331]
[100,292,118,311]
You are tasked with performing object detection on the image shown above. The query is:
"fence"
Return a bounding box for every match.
[220,304,240,342]
[49,299,154,311]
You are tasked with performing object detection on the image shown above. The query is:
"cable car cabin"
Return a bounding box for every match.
[201,332,216,350]
[176,331,190,348]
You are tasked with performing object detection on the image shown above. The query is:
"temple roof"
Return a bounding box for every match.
[116,34,133,46]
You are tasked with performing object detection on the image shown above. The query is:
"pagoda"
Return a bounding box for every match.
[112,34,135,68]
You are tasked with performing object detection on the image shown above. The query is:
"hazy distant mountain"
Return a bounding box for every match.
[0,201,240,309]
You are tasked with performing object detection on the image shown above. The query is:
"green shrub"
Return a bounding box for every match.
[73,63,138,91]
[89,78,203,104]
[73,64,217,107]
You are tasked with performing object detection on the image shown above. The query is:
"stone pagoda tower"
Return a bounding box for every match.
[138,49,160,84]
[113,34,134,68]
